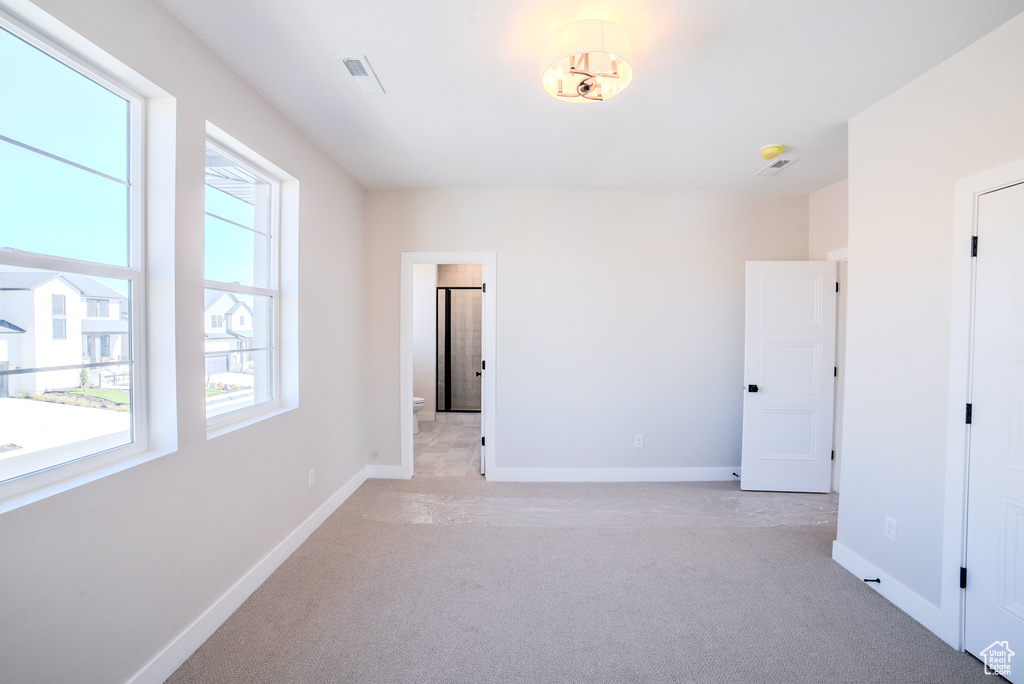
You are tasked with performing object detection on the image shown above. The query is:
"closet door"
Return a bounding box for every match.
[965,182,1024,682]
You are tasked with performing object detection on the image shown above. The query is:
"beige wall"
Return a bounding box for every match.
[0,1,366,682]
[809,178,848,259]
[838,11,1024,606]
[365,189,808,472]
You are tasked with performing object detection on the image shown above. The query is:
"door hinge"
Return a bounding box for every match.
[960,567,967,589]
[834,366,837,377]
[482,283,486,293]
[971,236,978,257]
[481,360,486,370]
[831,450,835,461]
[481,436,485,447]
[966,403,973,425]
[836,281,839,293]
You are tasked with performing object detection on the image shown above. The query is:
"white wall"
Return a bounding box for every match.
[412,263,437,419]
[0,1,366,682]
[837,10,1024,610]
[366,189,809,473]
[809,178,848,260]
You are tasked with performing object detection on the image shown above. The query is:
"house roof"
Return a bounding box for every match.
[0,270,126,300]
[226,301,252,316]
[0,319,26,334]
[206,290,238,311]
[205,291,254,316]
[0,271,59,291]
[63,274,127,300]
[205,290,227,310]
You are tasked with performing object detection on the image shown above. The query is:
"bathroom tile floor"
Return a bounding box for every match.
[414,412,483,478]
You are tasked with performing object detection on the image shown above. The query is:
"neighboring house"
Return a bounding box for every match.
[0,270,127,396]
[204,290,254,377]
[0,319,26,398]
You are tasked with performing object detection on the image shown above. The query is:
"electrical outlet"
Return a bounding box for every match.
[308,469,315,489]
[884,515,897,542]
[634,434,644,448]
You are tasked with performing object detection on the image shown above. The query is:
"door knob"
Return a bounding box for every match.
[748,384,759,393]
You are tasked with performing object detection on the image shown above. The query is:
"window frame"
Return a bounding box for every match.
[0,12,148,498]
[203,137,282,432]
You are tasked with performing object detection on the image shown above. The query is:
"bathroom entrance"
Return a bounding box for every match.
[402,252,495,479]
[436,283,482,413]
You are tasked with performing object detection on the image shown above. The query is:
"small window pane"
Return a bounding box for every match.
[205,183,256,231]
[204,214,262,287]
[86,299,109,317]
[0,143,129,266]
[204,289,273,419]
[0,27,129,181]
[51,294,65,315]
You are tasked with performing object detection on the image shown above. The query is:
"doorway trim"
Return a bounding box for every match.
[400,252,497,479]
[941,156,1024,650]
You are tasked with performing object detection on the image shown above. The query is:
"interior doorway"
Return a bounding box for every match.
[400,252,496,480]
[938,157,1024,652]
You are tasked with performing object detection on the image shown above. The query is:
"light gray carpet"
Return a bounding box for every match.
[167,479,997,683]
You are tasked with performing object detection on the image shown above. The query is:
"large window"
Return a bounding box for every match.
[204,142,278,422]
[0,20,141,484]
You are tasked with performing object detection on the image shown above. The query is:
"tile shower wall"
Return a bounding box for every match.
[449,289,482,410]
[437,265,482,411]
[437,264,482,288]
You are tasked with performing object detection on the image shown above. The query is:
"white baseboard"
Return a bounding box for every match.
[127,467,369,684]
[365,464,405,479]
[831,541,952,645]
[484,466,741,483]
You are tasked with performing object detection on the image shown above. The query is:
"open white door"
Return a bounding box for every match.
[480,282,487,475]
[741,261,836,493]
[964,182,1024,681]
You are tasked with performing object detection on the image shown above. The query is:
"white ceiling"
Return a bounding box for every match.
[156,0,1024,194]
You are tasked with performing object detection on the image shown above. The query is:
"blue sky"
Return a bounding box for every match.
[0,26,261,298]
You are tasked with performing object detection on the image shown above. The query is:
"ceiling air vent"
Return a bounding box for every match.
[337,56,385,94]
[756,157,797,176]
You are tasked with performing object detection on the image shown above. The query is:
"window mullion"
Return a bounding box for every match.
[203,280,276,298]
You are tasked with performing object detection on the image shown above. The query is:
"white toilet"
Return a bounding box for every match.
[412,397,425,434]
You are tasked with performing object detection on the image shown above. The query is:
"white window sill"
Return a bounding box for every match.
[206,401,295,440]
[0,441,173,515]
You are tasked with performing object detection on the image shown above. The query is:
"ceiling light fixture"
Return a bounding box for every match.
[542,20,633,103]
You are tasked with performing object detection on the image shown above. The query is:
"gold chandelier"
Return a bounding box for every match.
[542,20,633,103]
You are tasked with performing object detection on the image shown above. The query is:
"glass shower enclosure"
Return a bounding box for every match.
[436,287,482,412]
